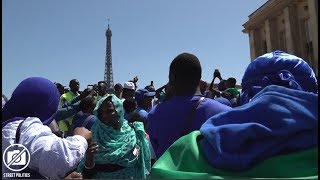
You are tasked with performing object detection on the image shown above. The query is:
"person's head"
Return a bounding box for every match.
[54,82,65,96]
[97,81,107,96]
[135,89,156,110]
[2,77,60,126]
[163,83,174,101]
[94,94,124,131]
[108,87,115,94]
[69,79,80,93]
[122,81,135,99]
[114,83,123,98]
[226,77,237,88]
[93,84,98,91]
[198,80,208,95]
[79,96,97,114]
[169,53,202,96]
[218,80,227,91]
[123,97,137,114]
[240,50,317,105]
[73,112,97,131]
[145,85,155,92]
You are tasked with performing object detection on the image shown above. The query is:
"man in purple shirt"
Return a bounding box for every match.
[147,52,231,158]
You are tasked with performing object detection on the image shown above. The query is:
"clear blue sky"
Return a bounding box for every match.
[2,0,267,98]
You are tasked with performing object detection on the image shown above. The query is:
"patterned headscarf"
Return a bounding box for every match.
[240,50,317,105]
[2,77,60,127]
[77,94,151,179]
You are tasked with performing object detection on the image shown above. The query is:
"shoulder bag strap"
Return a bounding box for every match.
[180,97,205,137]
[14,119,47,178]
[15,120,26,144]
[82,115,94,128]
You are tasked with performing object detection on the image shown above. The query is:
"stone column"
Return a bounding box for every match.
[255,28,263,57]
[249,30,257,61]
[265,19,272,52]
[265,18,278,52]
[308,0,318,75]
[288,4,302,57]
[283,7,294,54]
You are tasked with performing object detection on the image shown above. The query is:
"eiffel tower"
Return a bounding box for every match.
[104,19,114,89]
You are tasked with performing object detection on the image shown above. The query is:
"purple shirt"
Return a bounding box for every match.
[147,94,231,158]
[135,107,149,120]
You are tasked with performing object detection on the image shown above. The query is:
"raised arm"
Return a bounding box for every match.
[19,118,91,179]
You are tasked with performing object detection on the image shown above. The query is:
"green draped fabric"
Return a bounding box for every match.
[77,94,151,179]
[150,131,318,179]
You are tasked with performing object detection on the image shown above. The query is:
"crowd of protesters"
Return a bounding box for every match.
[2,50,318,179]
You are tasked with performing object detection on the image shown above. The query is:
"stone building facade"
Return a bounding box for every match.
[242,0,318,76]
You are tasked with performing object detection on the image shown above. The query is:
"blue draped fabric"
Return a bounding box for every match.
[200,85,318,171]
[2,77,60,127]
[240,50,317,105]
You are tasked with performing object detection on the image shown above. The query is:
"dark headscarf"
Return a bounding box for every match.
[240,50,317,105]
[2,77,60,127]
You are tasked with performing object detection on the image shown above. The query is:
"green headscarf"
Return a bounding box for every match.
[77,94,151,179]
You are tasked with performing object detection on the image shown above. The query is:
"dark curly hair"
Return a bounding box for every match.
[79,96,96,113]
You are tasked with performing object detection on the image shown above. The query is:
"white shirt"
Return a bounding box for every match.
[2,117,88,179]
[151,97,159,107]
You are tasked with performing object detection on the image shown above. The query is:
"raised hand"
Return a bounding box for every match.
[213,69,222,80]
[86,142,99,156]
[64,171,82,179]
[133,76,139,83]
[73,127,92,144]
[84,142,99,169]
